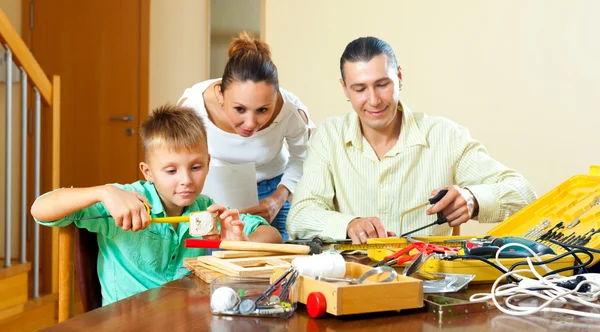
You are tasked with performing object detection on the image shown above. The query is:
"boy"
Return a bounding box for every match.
[31,105,282,305]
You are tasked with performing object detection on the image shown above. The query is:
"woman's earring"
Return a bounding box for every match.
[346,99,350,102]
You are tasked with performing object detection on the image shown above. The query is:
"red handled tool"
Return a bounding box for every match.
[373,242,458,267]
[184,239,311,255]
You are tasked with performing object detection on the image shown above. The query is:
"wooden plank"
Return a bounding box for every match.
[0,293,57,331]
[211,250,285,259]
[197,255,299,277]
[0,9,53,105]
[0,261,31,279]
[183,258,224,283]
[0,293,56,322]
[0,273,28,311]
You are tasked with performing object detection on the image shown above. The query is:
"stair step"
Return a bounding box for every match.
[0,261,31,311]
[0,293,57,331]
[0,260,32,279]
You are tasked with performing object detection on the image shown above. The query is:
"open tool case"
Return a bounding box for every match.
[368,166,600,282]
[271,262,423,317]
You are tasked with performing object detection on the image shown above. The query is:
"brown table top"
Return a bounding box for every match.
[42,257,599,332]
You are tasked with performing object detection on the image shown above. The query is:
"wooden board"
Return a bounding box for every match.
[196,255,303,277]
[183,258,224,283]
[211,250,286,259]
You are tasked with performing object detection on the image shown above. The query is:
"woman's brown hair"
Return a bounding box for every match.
[220,32,279,93]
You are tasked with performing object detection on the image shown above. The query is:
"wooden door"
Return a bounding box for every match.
[22,0,149,295]
[25,0,149,188]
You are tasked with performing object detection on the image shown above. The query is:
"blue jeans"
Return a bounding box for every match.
[257,174,290,241]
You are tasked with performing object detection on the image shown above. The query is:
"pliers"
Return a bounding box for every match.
[373,242,458,267]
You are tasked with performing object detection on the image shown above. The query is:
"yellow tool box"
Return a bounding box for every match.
[368,166,600,282]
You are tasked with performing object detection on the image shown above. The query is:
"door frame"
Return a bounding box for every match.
[20,0,150,295]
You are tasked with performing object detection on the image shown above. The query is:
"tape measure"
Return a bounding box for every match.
[332,243,407,251]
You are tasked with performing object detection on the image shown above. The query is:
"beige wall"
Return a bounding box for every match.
[265,0,600,234]
[149,0,209,111]
[210,0,261,78]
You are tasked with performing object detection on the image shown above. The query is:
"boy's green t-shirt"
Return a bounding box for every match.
[35,181,268,305]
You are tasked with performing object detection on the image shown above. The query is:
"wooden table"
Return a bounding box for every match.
[42,260,598,331]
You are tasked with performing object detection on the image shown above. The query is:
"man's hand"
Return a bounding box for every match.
[206,204,249,241]
[346,217,396,244]
[99,186,151,232]
[426,185,478,227]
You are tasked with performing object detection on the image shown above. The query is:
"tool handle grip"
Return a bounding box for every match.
[429,189,448,204]
[428,190,449,225]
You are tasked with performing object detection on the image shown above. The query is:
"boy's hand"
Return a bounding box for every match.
[99,186,151,232]
[205,204,249,241]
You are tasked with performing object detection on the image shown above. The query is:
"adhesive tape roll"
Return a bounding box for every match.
[292,253,346,278]
[211,286,239,311]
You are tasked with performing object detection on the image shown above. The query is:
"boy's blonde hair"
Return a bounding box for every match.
[140,105,207,156]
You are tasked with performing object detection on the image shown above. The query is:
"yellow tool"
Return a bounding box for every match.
[69,203,218,236]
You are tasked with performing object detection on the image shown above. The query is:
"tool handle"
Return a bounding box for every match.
[152,216,189,223]
[185,239,311,254]
[428,189,448,204]
[220,241,311,254]
[429,189,448,225]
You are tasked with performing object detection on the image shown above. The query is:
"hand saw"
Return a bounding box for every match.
[399,189,448,236]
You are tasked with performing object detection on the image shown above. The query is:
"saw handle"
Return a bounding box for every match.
[429,189,449,224]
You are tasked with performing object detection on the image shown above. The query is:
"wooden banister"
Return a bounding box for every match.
[0,9,52,105]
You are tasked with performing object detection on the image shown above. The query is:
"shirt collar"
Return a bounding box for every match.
[395,102,428,151]
[343,102,427,153]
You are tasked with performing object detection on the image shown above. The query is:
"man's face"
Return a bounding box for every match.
[139,143,210,215]
[341,54,402,131]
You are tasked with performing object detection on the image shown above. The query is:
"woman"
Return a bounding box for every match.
[178,32,313,241]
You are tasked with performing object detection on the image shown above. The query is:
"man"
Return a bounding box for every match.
[287,36,536,243]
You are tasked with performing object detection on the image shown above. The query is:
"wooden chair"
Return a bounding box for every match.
[58,224,102,322]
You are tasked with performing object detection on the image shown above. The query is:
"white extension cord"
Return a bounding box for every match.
[469,243,600,318]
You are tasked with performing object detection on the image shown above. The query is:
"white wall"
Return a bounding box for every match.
[150,0,209,110]
[265,0,600,197]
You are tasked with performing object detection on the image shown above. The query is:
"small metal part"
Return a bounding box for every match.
[315,275,358,284]
[357,265,398,284]
[424,294,488,319]
[566,219,580,229]
[256,308,290,315]
[269,295,281,304]
[239,299,256,315]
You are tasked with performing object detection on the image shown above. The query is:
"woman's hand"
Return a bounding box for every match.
[240,185,290,223]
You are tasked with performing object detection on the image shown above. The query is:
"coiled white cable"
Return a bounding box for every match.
[470,244,600,318]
